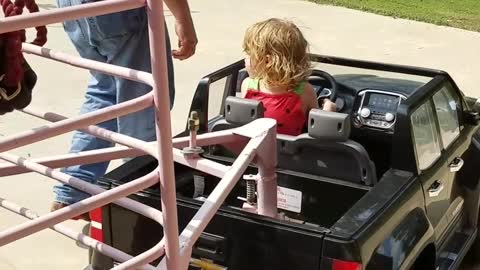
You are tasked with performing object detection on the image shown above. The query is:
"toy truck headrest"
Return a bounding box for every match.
[224,96,265,126]
[308,109,351,141]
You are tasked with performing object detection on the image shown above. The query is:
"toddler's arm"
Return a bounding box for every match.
[240,78,250,98]
[303,83,319,111]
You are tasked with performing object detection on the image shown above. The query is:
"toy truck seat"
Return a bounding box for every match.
[209,97,377,186]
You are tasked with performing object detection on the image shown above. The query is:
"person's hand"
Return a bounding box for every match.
[172,18,197,60]
[322,99,337,112]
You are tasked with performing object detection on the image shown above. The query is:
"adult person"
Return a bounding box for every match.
[51,0,197,220]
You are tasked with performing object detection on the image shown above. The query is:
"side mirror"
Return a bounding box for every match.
[464,98,480,126]
[464,110,480,126]
[236,70,249,93]
[473,98,480,113]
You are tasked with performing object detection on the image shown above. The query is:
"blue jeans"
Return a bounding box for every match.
[53,0,175,205]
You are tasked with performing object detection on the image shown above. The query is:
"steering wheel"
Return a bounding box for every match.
[309,70,338,103]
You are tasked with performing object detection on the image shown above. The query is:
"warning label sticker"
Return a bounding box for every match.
[277,186,302,213]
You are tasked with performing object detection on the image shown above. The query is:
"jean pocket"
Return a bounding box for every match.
[91,6,147,39]
[56,0,77,32]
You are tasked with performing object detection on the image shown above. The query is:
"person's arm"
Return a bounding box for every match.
[240,78,250,98]
[303,83,319,111]
[163,0,198,60]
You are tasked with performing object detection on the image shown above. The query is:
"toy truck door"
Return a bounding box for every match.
[412,82,466,243]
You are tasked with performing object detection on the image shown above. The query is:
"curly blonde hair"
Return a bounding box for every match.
[242,18,311,89]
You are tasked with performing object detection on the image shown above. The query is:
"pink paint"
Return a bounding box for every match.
[0,93,153,153]
[0,0,145,33]
[146,0,181,268]
[172,119,278,264]
[0,197,158,270]
[0,1,279,269]
[23,43,154,86]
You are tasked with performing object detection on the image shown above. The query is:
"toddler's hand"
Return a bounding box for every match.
[322,99,337,112]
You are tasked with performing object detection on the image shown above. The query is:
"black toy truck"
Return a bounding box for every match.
[87,55,480,270]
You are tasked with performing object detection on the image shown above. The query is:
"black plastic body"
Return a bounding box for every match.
[90,54,480,270]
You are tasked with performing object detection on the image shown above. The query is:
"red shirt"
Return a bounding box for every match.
[244,78,306,136]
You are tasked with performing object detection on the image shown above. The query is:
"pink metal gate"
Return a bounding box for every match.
[0,1,278,269]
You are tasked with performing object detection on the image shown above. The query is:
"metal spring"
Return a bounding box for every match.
[246,179,256,204]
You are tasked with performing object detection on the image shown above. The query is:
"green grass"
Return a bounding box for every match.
[310,0,480,32]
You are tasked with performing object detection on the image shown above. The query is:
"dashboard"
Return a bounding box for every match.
[314,84,407,133]
[310,73,422,134]
[308,71,424,176]
[352,90,406,132]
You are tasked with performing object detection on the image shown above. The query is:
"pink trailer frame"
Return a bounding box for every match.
[0,1,278,269]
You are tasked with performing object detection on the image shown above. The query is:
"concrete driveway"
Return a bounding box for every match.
[1,0,480,269]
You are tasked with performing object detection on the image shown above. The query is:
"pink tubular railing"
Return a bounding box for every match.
[0,0,278,269]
